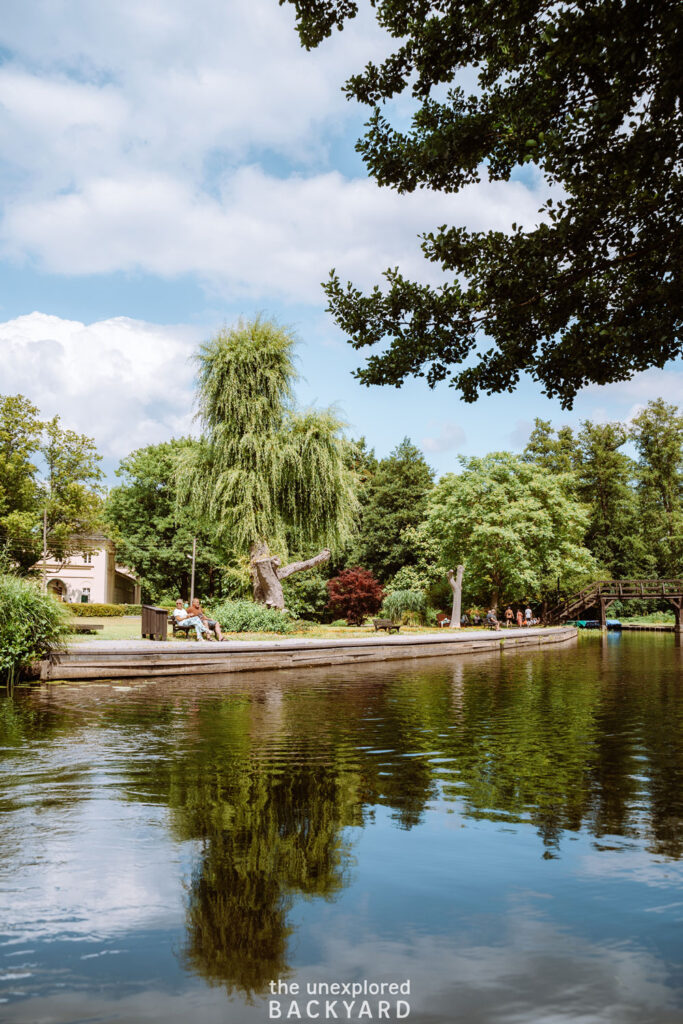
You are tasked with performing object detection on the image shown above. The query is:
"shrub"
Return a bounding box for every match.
[381,590,427,624]
[208,599,293,634]
[326,567,384,626]
[66,603,127,616]
[0,574,69,683]
[281,569,330,621]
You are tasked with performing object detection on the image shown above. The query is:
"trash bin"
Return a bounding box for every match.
[141,604,168,641]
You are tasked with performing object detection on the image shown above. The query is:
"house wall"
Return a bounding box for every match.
[38,538,140,604]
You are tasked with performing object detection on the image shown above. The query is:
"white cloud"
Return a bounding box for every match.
[0,0,552,305]
[2,167,546,304]
[422,421,467,453]
[0,312,200,458]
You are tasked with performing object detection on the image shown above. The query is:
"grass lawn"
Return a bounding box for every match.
[619,611,675,624]
[67,616,500,643]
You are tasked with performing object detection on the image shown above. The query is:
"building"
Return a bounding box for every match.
[35,533,141,605]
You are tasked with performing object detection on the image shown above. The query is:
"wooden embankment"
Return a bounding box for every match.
[38,626,577,681]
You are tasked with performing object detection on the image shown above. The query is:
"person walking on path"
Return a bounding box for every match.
[525,606,532,626]
[516,608,524,627]
[505,606,514,628]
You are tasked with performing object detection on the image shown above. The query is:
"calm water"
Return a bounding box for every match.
[1,633,682,1024]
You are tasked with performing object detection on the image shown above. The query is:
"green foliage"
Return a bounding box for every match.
[575,420,647,578]
[523,419,578,474]
[105,439,225,601]
[65,603,141,617]
[0,574,68,682]
[630,400,683,576]
[177,318,358,559]
[208,599,293,634]
[0,397,103,573]
[283,1,682,406]
[424,452,597,607]
[281,566,330,620]
[351,437,434,582]
[381,589,426,624]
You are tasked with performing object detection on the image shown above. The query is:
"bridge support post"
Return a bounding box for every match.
[667,597,682,635]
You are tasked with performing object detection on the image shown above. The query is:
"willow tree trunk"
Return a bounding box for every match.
[447,565,464,629]
[249,542,331,610]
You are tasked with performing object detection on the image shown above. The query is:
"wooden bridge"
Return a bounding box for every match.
[547,579,683,632]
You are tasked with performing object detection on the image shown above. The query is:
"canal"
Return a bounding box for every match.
[1,632,681,1023]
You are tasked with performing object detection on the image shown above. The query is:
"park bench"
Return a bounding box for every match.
[436,613,450,627]
[372,618,401,633]
[168,615,200,640]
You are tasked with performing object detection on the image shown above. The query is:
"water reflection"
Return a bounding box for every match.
[1,635,682,1021]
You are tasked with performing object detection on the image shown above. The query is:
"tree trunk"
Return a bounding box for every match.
[447,565,464,629]
[249,542,331,611]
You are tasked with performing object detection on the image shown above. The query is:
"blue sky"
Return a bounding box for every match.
[0,0,680,482]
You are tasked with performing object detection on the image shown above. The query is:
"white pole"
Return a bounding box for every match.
[42,508,48,594]
[190,537,196,604]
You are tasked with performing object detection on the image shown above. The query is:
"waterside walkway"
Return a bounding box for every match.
[38,626,577,681]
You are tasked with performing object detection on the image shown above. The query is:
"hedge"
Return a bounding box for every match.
[65,603,145,616]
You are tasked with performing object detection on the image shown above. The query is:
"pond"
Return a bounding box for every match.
[1,633,682,1024]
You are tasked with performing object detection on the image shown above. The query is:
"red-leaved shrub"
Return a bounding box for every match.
[326,567,384,626]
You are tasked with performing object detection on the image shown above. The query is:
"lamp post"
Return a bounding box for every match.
[41,508,48,594]
[189,537,196,604]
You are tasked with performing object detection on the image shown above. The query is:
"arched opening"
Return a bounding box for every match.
[47,579,67,602]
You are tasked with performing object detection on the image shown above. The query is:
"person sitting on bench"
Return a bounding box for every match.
[172,600,210,640]
[189,597,224,641]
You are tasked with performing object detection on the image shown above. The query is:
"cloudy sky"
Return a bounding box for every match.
[0,0,680,479]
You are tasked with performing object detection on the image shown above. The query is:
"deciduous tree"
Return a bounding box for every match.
[282,0,682,406]
[177,318,358,609]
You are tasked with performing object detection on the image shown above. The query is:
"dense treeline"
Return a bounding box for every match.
[2,329,681,616]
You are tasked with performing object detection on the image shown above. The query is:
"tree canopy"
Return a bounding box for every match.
[0,396,103,573]
[282,0,682,407]
[352,436,434,582]
[177,318,358,607]
[105,439,226,601]
[423,452,597,606]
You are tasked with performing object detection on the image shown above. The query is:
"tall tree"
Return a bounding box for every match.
[352,437,434,582]
[105,440,226,601]
[0,395,43,572]
[523,418,578,474]
[41,416,104,562]
[0,398,103,573]
[423,452,596,607]
[282,0,681,406]
[575,421,647,578]
[630,400,683,576]
[177,318,358,609]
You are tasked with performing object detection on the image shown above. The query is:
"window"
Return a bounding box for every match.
[82,552,93,564]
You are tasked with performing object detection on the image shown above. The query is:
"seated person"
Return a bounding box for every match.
[189,597,224,641]
[172,599,209,640]
[486,608,501,631]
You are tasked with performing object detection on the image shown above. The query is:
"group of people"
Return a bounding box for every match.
[504,605,538,628]
[172,598,224,641]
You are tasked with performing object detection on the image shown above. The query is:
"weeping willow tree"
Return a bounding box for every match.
[178,318,358,609]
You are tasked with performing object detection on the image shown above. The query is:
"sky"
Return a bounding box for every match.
[0,0,680,482]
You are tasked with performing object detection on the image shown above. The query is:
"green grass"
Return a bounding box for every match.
[620,611,675,624]
[68,615,506,643]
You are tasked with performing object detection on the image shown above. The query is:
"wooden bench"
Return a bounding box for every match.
[68,623,104,634]
[436,613,450,627]
[169,616,199,640]
[372,618,401,633]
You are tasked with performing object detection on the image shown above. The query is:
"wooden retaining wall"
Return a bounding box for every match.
[39,626,577,681]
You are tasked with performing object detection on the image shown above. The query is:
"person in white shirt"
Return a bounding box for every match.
[172,600,209,640]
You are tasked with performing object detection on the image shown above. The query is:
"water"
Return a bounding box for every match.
[0,633,681,1023]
